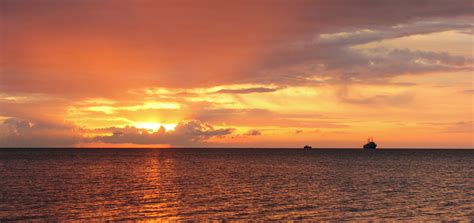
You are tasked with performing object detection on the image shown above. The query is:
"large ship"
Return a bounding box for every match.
[363,137,377,150]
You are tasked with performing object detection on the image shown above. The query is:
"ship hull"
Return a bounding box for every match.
[363,142,377,150]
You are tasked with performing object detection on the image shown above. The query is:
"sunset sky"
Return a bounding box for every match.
[0,0,473,148]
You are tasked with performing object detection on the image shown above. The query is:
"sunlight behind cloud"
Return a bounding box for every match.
[135,122,177,132]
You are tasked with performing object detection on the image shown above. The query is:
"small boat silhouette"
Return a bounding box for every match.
[363,137,377,149]
[303,145,312,150]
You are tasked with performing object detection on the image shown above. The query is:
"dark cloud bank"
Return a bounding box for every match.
[93,120,234,146]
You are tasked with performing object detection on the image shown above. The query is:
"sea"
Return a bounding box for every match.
[0,148,473,221]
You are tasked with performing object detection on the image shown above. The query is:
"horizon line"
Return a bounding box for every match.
[1,147,473,150]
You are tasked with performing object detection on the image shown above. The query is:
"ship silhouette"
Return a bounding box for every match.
[363,137,377,149]
[303,145,312,150]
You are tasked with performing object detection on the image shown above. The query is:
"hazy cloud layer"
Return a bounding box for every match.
[335,87,415,106]
[463,90,474,94]
[2,0,473,96]
[441,121,473,133]
[191,108,348,128]
[214,87,281,94]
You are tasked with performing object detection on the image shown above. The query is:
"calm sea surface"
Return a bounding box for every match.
[0,149,473,221]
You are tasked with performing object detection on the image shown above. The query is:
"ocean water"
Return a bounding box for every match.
[0,148,472,221]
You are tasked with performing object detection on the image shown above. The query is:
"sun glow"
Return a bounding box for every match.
[135,122,177,132]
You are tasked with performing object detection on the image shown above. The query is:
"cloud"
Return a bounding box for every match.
[421,121,473,134]
[92,120,234,146]
[244,129,262,136]
[441,121,473,133]
[0,118,81,147]
[260,23,472,86]
[317,20,473,46]
[0,118,236,147]
[351,48,471,76]
[335,87,415,106]
[213,87,281,94]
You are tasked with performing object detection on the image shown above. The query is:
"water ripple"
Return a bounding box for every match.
[0,149,472,221]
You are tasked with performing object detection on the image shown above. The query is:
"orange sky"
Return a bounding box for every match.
[1,0,473,148]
